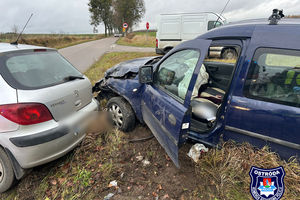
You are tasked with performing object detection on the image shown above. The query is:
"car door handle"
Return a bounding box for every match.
[75,100,82,107]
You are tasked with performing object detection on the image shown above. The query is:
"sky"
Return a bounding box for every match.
[0,0,299,34]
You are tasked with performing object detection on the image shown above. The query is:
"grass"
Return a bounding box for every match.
[194,141,300,199]
[85,51,158,85]
[0,33,105,49]
[116,31,156,48]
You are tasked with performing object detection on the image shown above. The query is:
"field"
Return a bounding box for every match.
[1,52,299,200]
[0,33,105,49]
[116,31,156,48]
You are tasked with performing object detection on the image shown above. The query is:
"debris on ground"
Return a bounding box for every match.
[108,180,118,188]
[104,193,115,200]
[142,159,151,166]
[187,143,208,163]
[136,155,144,161]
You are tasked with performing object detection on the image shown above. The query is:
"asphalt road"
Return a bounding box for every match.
[59,37,155,73]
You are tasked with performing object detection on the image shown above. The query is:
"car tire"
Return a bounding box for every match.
[221,48,237,60]
[107,97,136,132]
[0,148,16,193]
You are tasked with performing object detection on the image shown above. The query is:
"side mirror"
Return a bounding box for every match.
[139,65,153,84]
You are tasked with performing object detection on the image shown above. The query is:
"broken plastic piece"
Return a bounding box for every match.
[136,155,144,161]
[187,143,208,163]
[104,193,115,200]
[108,180,118,188]
[142,159,151,166]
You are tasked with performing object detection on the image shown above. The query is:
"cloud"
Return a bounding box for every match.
[0,0,299,34]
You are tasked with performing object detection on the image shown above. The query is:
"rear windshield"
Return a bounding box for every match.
[0,50,82,89]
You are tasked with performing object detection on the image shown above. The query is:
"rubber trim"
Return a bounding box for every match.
[4,148,26,179]
[9,126,69,147]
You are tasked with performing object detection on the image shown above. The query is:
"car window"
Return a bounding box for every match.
[244,48,300,107]
[208,21,222,30]
[154,49,200,100]
[3,51,82,89]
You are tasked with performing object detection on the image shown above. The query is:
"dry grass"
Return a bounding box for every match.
[195,141,300,199]
[84,51,158,85]
[0,34,105,49]
[116,32,156,48]
[287,15,300,18]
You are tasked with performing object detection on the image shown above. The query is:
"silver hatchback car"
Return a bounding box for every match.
[0,43,99,192]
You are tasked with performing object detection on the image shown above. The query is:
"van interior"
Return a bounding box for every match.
[190,45,240,133]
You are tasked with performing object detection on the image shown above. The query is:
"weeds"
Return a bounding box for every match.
[116,32,156,48]
[74,167,92,187]
[195,141,300,199]
[0,33,104,49]
[84,52,157,85]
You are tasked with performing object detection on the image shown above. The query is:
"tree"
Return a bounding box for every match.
[88,0,112,36]
[112,0,145,32]
[88,0,145,35]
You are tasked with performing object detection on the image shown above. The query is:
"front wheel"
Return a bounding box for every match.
[107,97,136,132]
[0,148,16,193]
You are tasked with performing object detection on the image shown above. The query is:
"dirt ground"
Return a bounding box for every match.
[1,114,205,200]
[1,112,300,200]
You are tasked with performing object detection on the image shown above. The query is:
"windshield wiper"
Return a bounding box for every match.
[63,75,84,82]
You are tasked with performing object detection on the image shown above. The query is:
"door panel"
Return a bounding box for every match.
[141,39,211,167]
[141,86,189,167]
[224,47,300,159]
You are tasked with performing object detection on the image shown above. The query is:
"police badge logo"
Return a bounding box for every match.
[249,166,285,200]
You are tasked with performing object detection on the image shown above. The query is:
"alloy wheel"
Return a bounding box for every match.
[109,104,123,128]
[0,161,3,183]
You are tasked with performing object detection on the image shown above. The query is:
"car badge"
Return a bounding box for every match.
[74,90,79,98]
[249,166,285,200]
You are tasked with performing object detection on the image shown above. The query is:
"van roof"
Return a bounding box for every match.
[160,12,226,21]
[0,43,53,53]
[197,18,300,40]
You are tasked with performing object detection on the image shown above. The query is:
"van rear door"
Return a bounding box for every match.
[181,14,207,41]
[159,15,181,40]
[224,30,300,158]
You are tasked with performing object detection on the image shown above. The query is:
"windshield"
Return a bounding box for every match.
[1,50,82,89]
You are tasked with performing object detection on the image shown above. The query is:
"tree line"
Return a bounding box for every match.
[88,0,145,36]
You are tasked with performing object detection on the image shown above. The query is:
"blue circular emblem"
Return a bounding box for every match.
[249,166,285,200]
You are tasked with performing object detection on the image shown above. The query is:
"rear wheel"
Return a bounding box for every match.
[221,48,237,60]
[0,148,16,193]
[107,97,136,132]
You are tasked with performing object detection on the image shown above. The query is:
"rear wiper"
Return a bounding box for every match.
[63,75,84,82]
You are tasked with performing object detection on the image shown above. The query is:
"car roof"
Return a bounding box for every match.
[197,18,300,40]
[0,43,54,53]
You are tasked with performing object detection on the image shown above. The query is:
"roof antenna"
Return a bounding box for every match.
[214,0,231,28]
[11,13,33,45]
[269,9,284,25]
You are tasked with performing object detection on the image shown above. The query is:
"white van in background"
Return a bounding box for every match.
[156,12,226,55]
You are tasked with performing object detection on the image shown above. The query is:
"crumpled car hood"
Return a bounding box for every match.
[105,56,156,78]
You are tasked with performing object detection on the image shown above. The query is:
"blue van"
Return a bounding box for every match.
[93,15,300,167]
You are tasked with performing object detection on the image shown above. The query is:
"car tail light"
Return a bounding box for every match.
[0,103,53,125]
[156,39,158,48]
